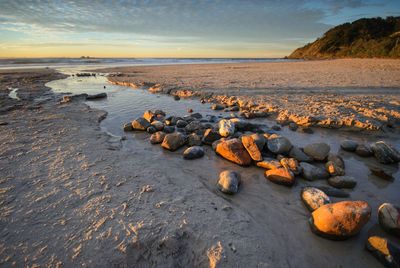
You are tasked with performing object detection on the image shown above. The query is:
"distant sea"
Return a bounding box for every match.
[0,57,296,69]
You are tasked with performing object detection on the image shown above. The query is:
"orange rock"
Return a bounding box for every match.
[241,135,263,161]
[215,138,252,166]
[265,168,295,186]
[256,160,281,169]
[310,201,371,240]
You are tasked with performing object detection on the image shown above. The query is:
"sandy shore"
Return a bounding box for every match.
[98,59,400,130]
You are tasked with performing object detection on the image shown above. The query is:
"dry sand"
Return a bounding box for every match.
[99,59,400,130]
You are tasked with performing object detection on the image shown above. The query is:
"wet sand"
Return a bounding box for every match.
[0,66,399,267]
[98,59,400,130]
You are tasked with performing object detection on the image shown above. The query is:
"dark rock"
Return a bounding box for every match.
[163,126,175,133]
[218,119,235,137]
[176,120,188,128]
[174,95,180,101]
[86,92,107,100]
[183,146,205,160]
[215,138,252,166]
[288,122,298,131]
[301,187,331,212]
[304,143,330,161]
[217,170,241,194]
[151,121,164,131]
[267,134,292,154]
[146,126,157,134]
[212,104,225,110]
[191,113,202,119]
[123,123,133,131]
[355,144,373,157]
[370,166,395,180]
[300,162,329,181]
[371,141,400,164]
[340,140,358,152]
[378,203,400,237]
[271,125,281,131]
[315,186,350,198]
[328,176,357,189]
[185,121,204,133]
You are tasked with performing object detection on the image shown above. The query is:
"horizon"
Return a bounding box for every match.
[1,0,400,58]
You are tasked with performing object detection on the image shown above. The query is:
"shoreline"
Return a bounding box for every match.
[95,59,400,131]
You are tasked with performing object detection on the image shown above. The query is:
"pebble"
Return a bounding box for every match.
[267,134,292,154]
[163,126,175,133]
[328,176,357,189]
[355,144,373,157]
[371,141,400,164]
[132,117,151,131]
[123,122,133,131]
[300,162,330,181]
[301,187,331,212]
[183,146,205,160]
[187,133,203,146]
[289,146,313,162]
[217,170,241,194]
[303,143,330,161]
[370,166,395,180]
[265,168,295,186]
[256,160,282,170]
[378,203,400,237]
[150,132,166,144]
[176,120,188,128]
[340,140,358,152]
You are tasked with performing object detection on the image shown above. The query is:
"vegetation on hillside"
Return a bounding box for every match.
[288,16,400,59]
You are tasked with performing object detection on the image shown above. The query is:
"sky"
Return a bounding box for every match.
[0,0,399,58]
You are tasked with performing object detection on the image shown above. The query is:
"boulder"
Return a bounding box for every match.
[217,170,240,194]
[256,160,282,170]
[265,168,295,186]
[355,144,373,157]
[123,122,133,131]
[161,133,186,151]
[289,146,313,162]
[304,143,330,161]
[310,201,371,240]
[366,236,400,268]
[215,138,252,166]
[218,119,235,137]
[288,122,298,131]
[371,141,400,164]
[191,112,202,119]
[146,126,157,134]
[340,140,358,152]
[241,135,263,161]
[150,132,166,144]
[132,117,151,131]
[280,158,301,175]
[202,129,221,145]
[212,104,225,110]
[188,133,202,146]
[183,146,205,160]
[378,203,400,237]
[267,135,292,154]
[328,176,357,189]
[300,162,329,181]
[185,121,204,133]
[301,187,331,212]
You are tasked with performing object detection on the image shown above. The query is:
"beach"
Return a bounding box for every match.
[0,59,399,267]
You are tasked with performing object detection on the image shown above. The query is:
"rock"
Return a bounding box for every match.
[123,122,133,131]
[163,126,175,133]
[249,133,266,151]
[151,120,164,131]
[241,135,263,161]
[146,126,157,134]
[86,92,107,100]
[371,141,400,164]
[370,166,395,180]
[150,132,166,144]
[191,113,202,119]
[355,144,373,157]
[174,95,180,101]
[303,143,330,161]
[301,187,331,212]
[217,170,240,194]
[256,160,282,170]
[267,135,292,154]
[183,146,205,160]
[218,119,235,137]
[143,110,155,122]
[315,186,350,198]
[328,176,357,189]
[161,133,186,151]
[215,138,252,166]
[265,168,295,186]
[212,104,225,110]
[340,140,359,152]
[271,125,281,131]
[185,121,203,133]
[327,154,345,168]
[132,117,151,131]
[176,120,188,128]
[202,129,221,145]
[378,203,400,237]
[300,162,329,181]
[188,133,202,146]
[154,110,166,117]
[288,122,298,131]
[299,127,314,134]
[289,146,313,162]
[187,108,193,113]
[310,201,371,240]
[325,161,345,176]
[366,236,400,268]
[212,138,225,151]
[280,158,301,175]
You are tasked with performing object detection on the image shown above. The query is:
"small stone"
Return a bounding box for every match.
[280,158,301,175]
[217,170,240,194]
[328,176,357,189]
[325,161,345,176]
[183,146,205,160]
[340,140,358,152]
[151,121,164,131]
[174,95,180,101]
[150,132,166,144]
[289,146,313,162]
[310,201,371,240]
[132,117,151,131]
[215,138,252,166]
[146,126,157,134]
[163,126,175,133]
[188,133,202,146]
[123,123,133,131]
[241,135,263,161]
[202,129,222,145]
[218,119,235,137]
[301,187,331,212]
[315,186,350,198]
[265,168,295,186]
[371,141,400,164]
[288,122,298,131]
[366,236,400,268]
[267,134,292,154]
[176,120,188,128]
[143,110,155,122]
[378,203,400,237]
[161,133,186,151]
[212,104,225,110]
[300,162,329,181]
[355,144,373,157]
[185,121,204,133]
[327,154,345,168]
[304,143,330,161]
[370,166,395,180]
[256,160,282,170]
[299,127,313,134]
[86,92,107,100]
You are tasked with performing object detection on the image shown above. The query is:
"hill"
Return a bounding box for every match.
[288,16,400,59]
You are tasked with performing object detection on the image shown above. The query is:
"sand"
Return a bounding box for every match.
[99,59,400,130]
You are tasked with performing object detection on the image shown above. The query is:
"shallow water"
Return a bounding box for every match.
[47,66,400,267]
